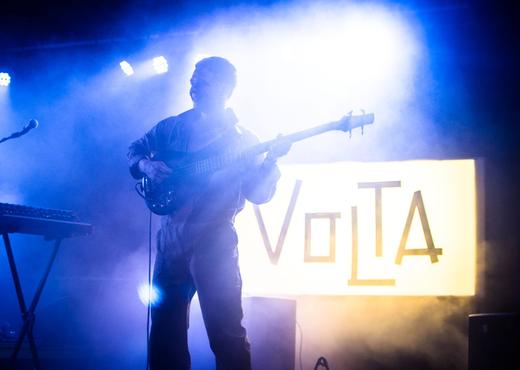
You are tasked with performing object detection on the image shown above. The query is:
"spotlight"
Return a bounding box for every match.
[152,56,168,74]
[119,61,134,76]
[0,72,11,87]
[137,283,162,306]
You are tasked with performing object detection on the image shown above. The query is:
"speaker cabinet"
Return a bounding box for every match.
[469,313,520,370]
[243,296,296,370]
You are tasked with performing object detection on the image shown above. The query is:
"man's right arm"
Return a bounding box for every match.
[127,119,173,181]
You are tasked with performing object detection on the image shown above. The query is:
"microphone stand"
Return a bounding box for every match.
[0,131,25,144]
[0,120,38,144]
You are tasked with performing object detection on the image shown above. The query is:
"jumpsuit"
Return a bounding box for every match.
[128,108,280,370]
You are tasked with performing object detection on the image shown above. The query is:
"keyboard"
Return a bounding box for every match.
[0,202,93,238]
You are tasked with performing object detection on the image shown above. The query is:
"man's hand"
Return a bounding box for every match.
[139,159,173,183]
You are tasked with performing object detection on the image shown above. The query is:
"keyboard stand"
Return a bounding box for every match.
[2,233,62,370]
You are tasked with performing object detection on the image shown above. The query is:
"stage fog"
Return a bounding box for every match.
[1,1,518,370]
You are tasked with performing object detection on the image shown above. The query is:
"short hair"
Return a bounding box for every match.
[194,56,237,91]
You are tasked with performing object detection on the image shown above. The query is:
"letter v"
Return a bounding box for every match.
[253,179,302,265]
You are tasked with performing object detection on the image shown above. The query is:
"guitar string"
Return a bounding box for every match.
[160,116,364,176]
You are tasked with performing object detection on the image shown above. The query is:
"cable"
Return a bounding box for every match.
[135,182,146,199]
[296,321,303,370]
[145,210,153,370]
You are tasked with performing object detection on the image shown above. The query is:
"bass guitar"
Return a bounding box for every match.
[137,112,374,215]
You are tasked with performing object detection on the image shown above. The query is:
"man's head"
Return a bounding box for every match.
[190,56,237,114]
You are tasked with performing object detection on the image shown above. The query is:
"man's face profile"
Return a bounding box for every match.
[190,57,236,113]
[190,62,235,113]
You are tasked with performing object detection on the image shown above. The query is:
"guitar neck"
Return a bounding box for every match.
[183,113,373,176]
[250,118,347,155]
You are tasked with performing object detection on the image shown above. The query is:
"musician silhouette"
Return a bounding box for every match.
[128,56,289,370]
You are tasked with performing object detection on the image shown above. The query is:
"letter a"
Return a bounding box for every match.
[395,191,443,264]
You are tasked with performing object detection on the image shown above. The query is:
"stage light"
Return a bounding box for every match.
[137,283,162,306]
[0,72,11,87]
[119,61,134,76]
[152,56,168,74]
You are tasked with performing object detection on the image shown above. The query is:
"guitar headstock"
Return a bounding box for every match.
[336,112,375,135]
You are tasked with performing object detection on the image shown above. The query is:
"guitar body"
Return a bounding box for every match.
[140,150,216,215]
[141,176,178,215]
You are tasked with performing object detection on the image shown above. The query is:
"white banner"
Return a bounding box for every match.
[236,160,477,296]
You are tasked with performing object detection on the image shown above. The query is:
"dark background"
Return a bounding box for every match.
[0,0,519,369]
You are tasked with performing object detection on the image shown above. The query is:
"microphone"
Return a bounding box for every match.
[21,119,39,133]
[12,119,39,138]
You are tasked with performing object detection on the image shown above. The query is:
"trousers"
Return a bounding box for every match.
[149,221,251,370]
